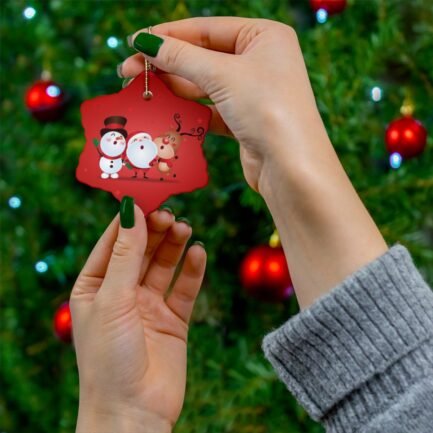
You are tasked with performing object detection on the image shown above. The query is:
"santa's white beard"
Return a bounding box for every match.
[126,140,157,168]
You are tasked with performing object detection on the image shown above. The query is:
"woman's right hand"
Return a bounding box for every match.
[119,17,328,192]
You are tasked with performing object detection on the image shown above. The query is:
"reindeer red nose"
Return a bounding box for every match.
[163,137,170,144]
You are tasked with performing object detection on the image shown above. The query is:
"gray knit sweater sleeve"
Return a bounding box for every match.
[262,245,433,433]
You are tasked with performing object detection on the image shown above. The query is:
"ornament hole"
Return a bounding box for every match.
[143,90,153,100]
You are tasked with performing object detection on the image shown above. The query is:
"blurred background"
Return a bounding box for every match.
[1,0,432,432]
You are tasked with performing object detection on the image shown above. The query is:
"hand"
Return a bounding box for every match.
[120,17,325,191]
[120,17,387,309]
[71,201,206,432]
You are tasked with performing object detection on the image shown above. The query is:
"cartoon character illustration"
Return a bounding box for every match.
[124,132,158,178]
[153,113,204,180]
[96,116,127,179]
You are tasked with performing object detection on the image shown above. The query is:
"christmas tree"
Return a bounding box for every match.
[1,1,432,432]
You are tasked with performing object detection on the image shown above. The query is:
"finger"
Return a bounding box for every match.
[166,244,207,323]
[138,209,175,283]
[209,106,233,137]
[100,203,147,297]
[120,57,208,100]
[128,31,226,93]
[142,221,192,295]
[74,214,120,287]
[151,17,258,54]
[157,73,208,100]
[119,52,146,78]
[70,215,120,323]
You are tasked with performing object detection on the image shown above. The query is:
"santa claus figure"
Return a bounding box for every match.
[98,116,127,179]
[125,132,158,178]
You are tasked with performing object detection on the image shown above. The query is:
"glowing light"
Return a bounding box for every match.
[404,129,414,140]
[8,196,22,209]
[23,6,36,19]
[35,260,48,273]
[389,130,399,142]
[268,260,281,273]
[46,85,61,97]
[389,152,402,169]
[316,8,328,24]
[371,86,382,102]
[248,259,260,273]
[57,310,71,325]
[107,36,119,48]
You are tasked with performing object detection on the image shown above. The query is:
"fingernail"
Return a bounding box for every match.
[193,241,205,248]
[116,62,124,78]
[133,32,164,57]
[197,98,215,106]
[122,77,133,88]
[159,205,174,215]
[120,196,134,228]
[176,217,191,226]
[126,34,134,48]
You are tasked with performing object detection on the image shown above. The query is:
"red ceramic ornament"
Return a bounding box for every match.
[310,0,347,15]
[385,116,427,159]
[76,72,212,215]
[240,245,293,302]
[53,301,72,343]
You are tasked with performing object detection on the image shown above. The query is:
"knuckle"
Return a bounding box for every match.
[112,238,133,259]
[163,42,188,71]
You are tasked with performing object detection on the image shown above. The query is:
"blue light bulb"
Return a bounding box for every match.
[389,152,403,169]
[35,260,48,273]
[8,196,22,209]
[23,7,36,20]
[316,8,328,24]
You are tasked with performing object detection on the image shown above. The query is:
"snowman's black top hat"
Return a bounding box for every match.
[101,116,127,138]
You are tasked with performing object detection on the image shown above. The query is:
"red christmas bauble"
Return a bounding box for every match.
[385,116,427,159]
[25,80,66,121]
[240,245,293,302]
[53,301,72,343]
[310,0,347,15]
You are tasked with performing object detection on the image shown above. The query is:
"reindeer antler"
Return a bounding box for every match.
[180,126,205,140]
[174,113,182,132]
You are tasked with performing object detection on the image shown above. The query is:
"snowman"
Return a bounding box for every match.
[98,116,128,179]
[125,132,158,178]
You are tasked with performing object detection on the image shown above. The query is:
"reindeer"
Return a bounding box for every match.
[153,113,204,180]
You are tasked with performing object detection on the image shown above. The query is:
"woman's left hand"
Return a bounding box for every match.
[71,200,206,433]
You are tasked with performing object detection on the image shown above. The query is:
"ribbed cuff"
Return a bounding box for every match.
[262,245,433,425]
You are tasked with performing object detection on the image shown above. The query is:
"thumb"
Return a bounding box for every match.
[100,197,147,297]
[130,31,224,93]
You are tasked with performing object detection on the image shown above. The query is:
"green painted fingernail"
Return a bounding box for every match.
[197,98,215,106]
[193,241,205,248]
[176,217,191,226]
[122,78,133,88]
[159,205,174,214]
[120,196,134,228]
[116,62,124,78]
[133,32,164,57]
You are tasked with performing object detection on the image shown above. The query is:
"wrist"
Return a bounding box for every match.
[257,115,387,308]
[76,398,172,433]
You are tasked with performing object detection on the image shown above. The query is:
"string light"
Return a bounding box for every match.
[107,36,119,48]
[389,152,403,169]
[370,86,383,102]
[8,196,22,209]
[316,8,328,24]
[23,6,36,20]
[35,260,48,273]
[46,85,61,97]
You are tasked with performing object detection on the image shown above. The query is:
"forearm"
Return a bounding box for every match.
[258,112,387,308]
[76,399,172,433]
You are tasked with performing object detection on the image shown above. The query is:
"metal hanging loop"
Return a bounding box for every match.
[143,26,153,100]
